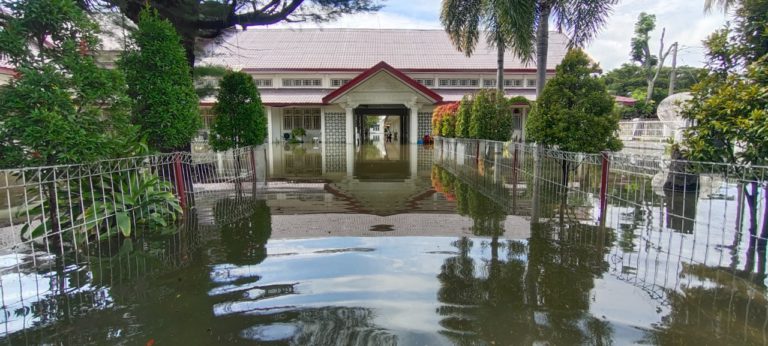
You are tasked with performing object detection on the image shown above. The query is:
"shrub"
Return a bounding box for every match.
[210,71,267,150]
[121,7,201,152]
[455,96,472,138]
[431,103,459,137]
[469,89,515,141]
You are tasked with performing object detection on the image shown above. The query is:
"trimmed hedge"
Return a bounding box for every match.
[434,90,530,141]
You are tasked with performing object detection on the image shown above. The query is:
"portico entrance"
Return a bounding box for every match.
[354,105,409,145]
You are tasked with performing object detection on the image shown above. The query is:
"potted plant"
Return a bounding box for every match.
[291,127,306,143]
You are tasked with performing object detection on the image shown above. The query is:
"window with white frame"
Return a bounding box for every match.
[504,79,524,88]
[526,79,537,88]
[438,78,480,88]
[331,79,351,87]
[253,79,273,87]
[483,79,496,88]
[282,79,323,87]
[283,108,321,130]
[415,78,435,87]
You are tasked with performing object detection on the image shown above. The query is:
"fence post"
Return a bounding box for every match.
[174,153,187,209]
[512,143,519,214]
[599,151,610,226]
[249,147,257,182]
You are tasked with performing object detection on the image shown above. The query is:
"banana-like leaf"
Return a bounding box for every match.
[116,211,132,237]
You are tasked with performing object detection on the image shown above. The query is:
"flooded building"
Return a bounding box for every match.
[197,29,571,144]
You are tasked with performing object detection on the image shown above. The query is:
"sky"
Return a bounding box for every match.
[261,0,730,71]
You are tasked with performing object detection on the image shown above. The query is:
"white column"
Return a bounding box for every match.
[345,144,354,177]
[409,105,419,144]
[320,107,326,144]
[409,143,417,179]
[345,106,354,144]
[266,107,273,143]
[267,142,275,176]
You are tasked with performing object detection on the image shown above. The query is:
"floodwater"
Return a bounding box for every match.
[1,142,767,345]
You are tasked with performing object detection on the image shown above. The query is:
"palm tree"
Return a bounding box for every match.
[534,0,618,97]
[704,0,737,12]
[441,0,537,91]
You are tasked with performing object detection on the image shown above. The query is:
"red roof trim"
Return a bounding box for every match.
[0,66,18,76]
[322,61,443,104]
[243,67,556,74]
[200,101,325,107]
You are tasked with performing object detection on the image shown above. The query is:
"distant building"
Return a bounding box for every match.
[614,95,637,107]
[197,29,573,144]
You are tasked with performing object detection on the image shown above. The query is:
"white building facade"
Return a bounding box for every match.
[197,29,571,144]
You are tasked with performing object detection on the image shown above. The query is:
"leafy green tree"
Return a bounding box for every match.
[602,63,706,118]
[526,49,622,184]
[0,0,135,168]
[535,0,618,97]
[441,0,536,90]
[121,7,201,152]
[682,0,768,252]
[469,89,514,141]
[455,96,473,138]
[209,71,267,150]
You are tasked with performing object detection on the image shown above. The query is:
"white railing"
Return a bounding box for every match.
[618,120,681,142]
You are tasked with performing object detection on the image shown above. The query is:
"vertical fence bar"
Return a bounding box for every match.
[173,153,187,209]
[249,147,257,182]
[599,151,610,227]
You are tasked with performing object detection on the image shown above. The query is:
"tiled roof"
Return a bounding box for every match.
[200,88,537,106]
[197,28,569,71]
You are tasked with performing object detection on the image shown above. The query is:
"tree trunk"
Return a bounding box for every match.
[496,37,505,92]
[535,5,551,98]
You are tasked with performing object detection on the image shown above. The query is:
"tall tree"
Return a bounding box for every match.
[0,0,136,240]
[534,0,618,97]
[630,12,677,104]
[0,0,135,168]
[526,49,622,185]
[441,0,536,90]
[682,0,768,259]
[77,0,382,66]
[209,71,267,150]
[121,7,201,152]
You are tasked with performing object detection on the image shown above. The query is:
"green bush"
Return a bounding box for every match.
[210,71,267,150]
[526,49,622,153]
[455,97,472,138]
[468,89,515,141]
[121,7,201,152]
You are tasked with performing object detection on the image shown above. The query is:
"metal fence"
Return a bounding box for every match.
[435,136,768,342]
[0,146,263,256]
[434,136,768,275]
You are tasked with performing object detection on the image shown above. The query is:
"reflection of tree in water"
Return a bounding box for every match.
[646,263,768,345]
[240,307,397,345]
[214,197,272,265]
[437,221,614,345]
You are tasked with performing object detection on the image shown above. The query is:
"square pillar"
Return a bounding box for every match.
[345,106,354,144]
[266,107,273,143]
[409,106,419,144]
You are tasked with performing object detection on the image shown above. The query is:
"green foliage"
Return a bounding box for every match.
[455,97,472,138]
[630,12,657,65]
[121,7,200,152]
[601,63,706,117]
[0,0,136,168]
[682,0,768,167]
[291,127,307,138]
[21,171,182,244]
[209,71,267,150]
[526,49,622,153]
[469,89,515,141]
[440,0,536,89]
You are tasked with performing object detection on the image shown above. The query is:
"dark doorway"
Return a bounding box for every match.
[354,105,409,144]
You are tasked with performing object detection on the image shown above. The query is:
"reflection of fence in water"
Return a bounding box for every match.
[435,137,768,337]
[0,146,266,337]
